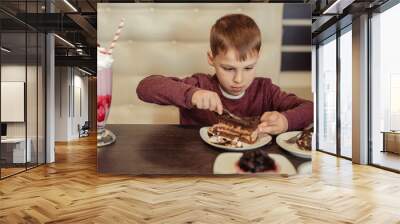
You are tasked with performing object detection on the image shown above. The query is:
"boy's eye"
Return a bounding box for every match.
[245,67,254,70]
[223,67,234,71]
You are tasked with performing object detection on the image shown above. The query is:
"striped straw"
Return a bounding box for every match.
[107,18,125,55]
[97,43,111,55]
[99,48,111,55]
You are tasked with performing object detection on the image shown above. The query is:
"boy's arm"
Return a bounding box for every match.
[267,81,313,131]
[136,74,201,109]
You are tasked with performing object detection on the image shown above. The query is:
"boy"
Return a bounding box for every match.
[136,14,313,135]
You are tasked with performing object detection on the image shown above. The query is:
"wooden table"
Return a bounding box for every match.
[97,124,311,175]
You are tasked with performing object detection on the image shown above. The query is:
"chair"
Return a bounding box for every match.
[79,121,90,138]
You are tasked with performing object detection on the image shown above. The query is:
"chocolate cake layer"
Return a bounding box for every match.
[209,123,258,144]
[212,123,254,135]
[217,113,260,129]
[208,112,260,146]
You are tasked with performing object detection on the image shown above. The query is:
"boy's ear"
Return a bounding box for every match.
[207,51,215,66]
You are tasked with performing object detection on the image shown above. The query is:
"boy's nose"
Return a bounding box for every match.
[233,72,243,83]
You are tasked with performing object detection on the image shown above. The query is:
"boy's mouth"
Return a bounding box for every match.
[231,86,244,92]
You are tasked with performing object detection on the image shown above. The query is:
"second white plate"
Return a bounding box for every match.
[276,131,312,159]
[213,153,296,175]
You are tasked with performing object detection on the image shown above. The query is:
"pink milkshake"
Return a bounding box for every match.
[97,47,116,146]
[97,18,125,147]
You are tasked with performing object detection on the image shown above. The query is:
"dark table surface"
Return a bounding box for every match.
[97,124,310,175]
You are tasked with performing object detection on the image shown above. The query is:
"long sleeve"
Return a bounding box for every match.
[267,81,313,131]
[136,74,202,109]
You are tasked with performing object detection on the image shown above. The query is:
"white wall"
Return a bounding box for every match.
[54,67,89,141]
[72,73,89,138]
[279,71,312,100]
[1,64,46,164]
[1,65,34,138]
[75,74,89,123]
[55,67,68,141]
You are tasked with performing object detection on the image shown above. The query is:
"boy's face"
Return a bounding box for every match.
[208,48,259,96]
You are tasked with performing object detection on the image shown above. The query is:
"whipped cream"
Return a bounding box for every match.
[97,47,114,70]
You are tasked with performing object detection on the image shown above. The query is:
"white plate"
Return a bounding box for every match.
[276,131,311,158]
[213,153,296,175]
[200,127,272,151]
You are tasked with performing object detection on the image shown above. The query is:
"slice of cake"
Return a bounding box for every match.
[296,128,313,151]
[208,113,260,147]
[237,150,277,173]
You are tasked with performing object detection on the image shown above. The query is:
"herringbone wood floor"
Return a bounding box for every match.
[1,135,400,224]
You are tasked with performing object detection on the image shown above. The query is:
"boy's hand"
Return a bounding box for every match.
[191,89,223,114]
[258,111,288,135]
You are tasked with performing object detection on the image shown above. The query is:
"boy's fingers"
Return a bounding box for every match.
[258,122,267,129]
[260,112,273,121]
[213,95,221,113]
[209,99,217,112]
[268,114,276,122]
[203,96,210,110]
[258,122,271,132]
[258,122,281,134]
[260,112,269,120]
[261,125,279,134]
[214,94,223,115]
[258,120,277,130]
[217,104,223,116]
[267,113,278,122]
[258,125,269,133]
[198,97,205,109]
[217,103,223,115]
[195,100,201,109]
[261,111,279,122]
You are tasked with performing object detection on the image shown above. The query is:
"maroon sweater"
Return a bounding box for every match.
[136,73,313,131]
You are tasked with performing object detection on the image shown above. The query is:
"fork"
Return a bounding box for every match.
[285,132,302,144]
[222,108,242,121]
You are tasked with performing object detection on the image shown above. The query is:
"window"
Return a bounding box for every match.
[0,1,47,179]
[339,28,352,158]
[370,2,400,171]
[317,36,337,154]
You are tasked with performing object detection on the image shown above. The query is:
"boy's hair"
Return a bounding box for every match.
[210,14,261,61]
